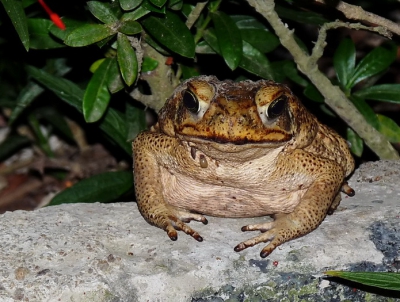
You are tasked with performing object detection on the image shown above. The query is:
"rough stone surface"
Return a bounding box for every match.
[1,160,400,301]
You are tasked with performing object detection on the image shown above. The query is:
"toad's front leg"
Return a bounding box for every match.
[235,155,352,258]
[133,132,208,242]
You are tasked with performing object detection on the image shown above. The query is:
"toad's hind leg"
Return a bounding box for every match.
[133,132,208,243]
[235,168,345,258]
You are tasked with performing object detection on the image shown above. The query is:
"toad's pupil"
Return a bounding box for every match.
[183,90,200,113]
[267,96,287,118]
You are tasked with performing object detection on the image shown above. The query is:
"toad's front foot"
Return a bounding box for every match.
[145,204,208,242]
[234,213,312,258]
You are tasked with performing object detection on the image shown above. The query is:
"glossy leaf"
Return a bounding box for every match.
[350,96,379,130]
[108,58,125,93]
[347,45,397,89]
[0,0,29,50]
[121,6,150,21]
[211,11,242,70]
[118,20,142,35]
[334,38,355,90]
[83,58,112,123]
[240,41,274,80]
[49,171,133,205]
[65,24,116,47]
[181,64,200,80]
[325,271,400,291]
[126,105,147,141]
[142,0,165,13]
[28,18,64,49]
[204,30,273,80]
[346,127,363,157]
[9,82,43,124]
[26,66,131,155]
[231,15,266,29]
[120,0,143,11]
[275,5,328,24]
[353,84,400,104]
[303,84,324,103]
[195,40,216,54]
[377,114,400,143]
[87,1,118,24]
[49,18,87,41]
[283,61,308,87]
[26,65,84,110]
[142,11,195,58]
[141,57,159,72]
[149,0,167,8]
[117,33,138,86]
[240,28,279,53]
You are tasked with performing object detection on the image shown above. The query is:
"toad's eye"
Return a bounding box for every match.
[267,95,287,119]
[183,90,200,114]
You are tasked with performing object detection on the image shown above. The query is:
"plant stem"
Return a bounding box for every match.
[247,0,399,160]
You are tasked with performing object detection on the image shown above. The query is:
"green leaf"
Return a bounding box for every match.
[354,84,400,104]
[28,18,64,49]
[240,28,279,53]
[26,66,131,154]
[347,45,397,89]
[26,65,84,111]
[121,6,150,21]
[65,24,116,47]
[142,0,165,13]
[149,0,167,8]
[49,18,87,41]
[275,5,328,25]
[303,84,324,103]
[180,64,200,80]
[117,33,138,86]
[120,0,143,11]
[211,11,242,70]
[204,30,272,79]
[83,58,112,123]
[0,0,29,50]
[9,82,43,124]
[141,57,159,72]
[377,114,400,143]
[141,11,195,58]
[195,40,216,54]
[325,271,400,291]
[28,113,54,157]
[126,105,147,141]
[49,171,133,205]
[240,41,274,80]
[283,61,308,87]
[87,1,119,24]
[231,15,266,29]
[108,58,125,93]
[0,135,30,161]
[334,38,355,90]
[350,96,379,130]
[346,127,363,157]
[118,20,142,35]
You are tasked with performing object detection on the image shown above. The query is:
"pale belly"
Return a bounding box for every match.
[161,169,309,218]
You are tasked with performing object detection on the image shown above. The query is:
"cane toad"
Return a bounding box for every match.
[133,76,355,257]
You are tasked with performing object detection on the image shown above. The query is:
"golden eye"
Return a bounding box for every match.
[267,95,287,118]
[183,90,200,114]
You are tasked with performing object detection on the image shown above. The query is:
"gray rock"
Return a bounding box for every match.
[1,160,400,301]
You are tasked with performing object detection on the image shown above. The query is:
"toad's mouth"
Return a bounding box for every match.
[176,129,292,146]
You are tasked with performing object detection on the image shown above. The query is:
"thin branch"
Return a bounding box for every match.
[315,0,400,36]
[186,1,208,29]
[311,20,391,63]
[246,0,399,160]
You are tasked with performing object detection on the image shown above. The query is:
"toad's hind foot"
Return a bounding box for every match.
[146,204,208,243]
